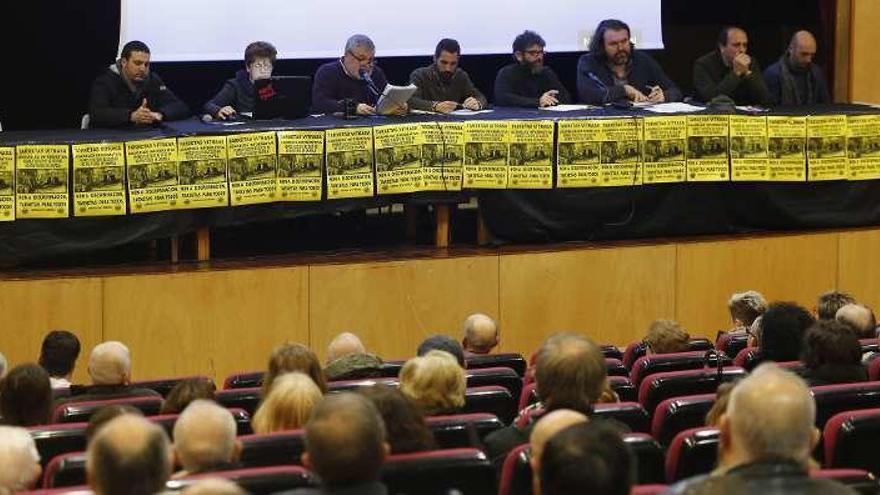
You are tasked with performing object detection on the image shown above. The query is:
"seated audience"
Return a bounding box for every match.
[816,290,856,320]
[539,422,633,495]
[836,303,877,340]
[89,40,189,128]
[173,400,242,477]
[704,381,737,427]
[494,30,571,108]
[57,341,160,405]
[417,334,466,367]
[276,393,390,495]
[358,384,435,454]
[262,342,327,396]
[252,372,323,434]
[400,350,466,416]
[203,41,277,120]
[86,405,143,445]
[747,315,763,348]
[38,330,81,389]
[754,302,814,365]
[87,413,173,495]
[728,290,767,329]
[324,332,383,381]
[409,38,487,113]
[461,313,500,356]
[667,364,853,494]
[0,426,42,493]
[182,478,247,495]
[0,363,52,426]
[763,31,831,106]
[693,26,772,105]
[160,377,217,415]
[528,409,589,495]
[644,319,690,354]
[800,320,867,386]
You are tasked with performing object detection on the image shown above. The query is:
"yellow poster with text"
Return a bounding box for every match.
[643,116,686,184]
[729,116,768,181]
[227,132,277,206]
[767,116,806,181]
[374,123,424,194]
[556,119,602,188]
[277,130,324,201]
[507,120,554,189]
[463,121,510,188]
[72,142,126,217]
[687,115,729,182]
[600,118,642,187]
[0,147,15,221]
[421,122,463,191]
[177,135,229,209]
[125,139,179,213]
[847,114,880,180]
[16,144,69,219]
[325,127,374,199]
[807,115,847,181]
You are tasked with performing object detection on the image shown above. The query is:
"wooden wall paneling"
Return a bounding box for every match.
[838,228,880,311]
[850,0,880,103]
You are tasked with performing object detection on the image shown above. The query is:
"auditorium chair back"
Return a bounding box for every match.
[824,408,880,474]
[238,430,306,468]
[606,358,628,377]
[813,381,880,429]
[426,413,503,448]
[593,402,651,433]
[465,366,523,399]
[623,338,714,369]
[29,422,88,470]
[130,375,215,397]
[167,465,317,494]
[466,352,527,376]
[51,396,164,423]
[733,346,761,370]
[517,377,637,411]
[811,469,880,494]
[624,433,666,484]
[601,344,624,361]
[216,387,262,415]
[42,451,87,488]
[651,393,716,446]
[463,386,516,424]
[665,427,720,483]
[860,338,880,355]
[868,356,880,381]
[381,448,494,495]
[327,376,399,392]
[223,370,264,389]
[498,444,531,495]
[629,351,731,387]
[715,331,749,361]
[638,367,745,417]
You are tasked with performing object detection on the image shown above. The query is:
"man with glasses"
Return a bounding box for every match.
[409,38,487,113]
[202,41,277,120]
[494,30,571,108]
[312,34,407,116]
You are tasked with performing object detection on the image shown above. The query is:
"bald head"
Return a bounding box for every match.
[87,414,172,495]
[836,303,877,339]
[788,30,818,69]
[182,478,247,495]
[462,313,499,354]
[327,332,366,363]
[530,409,589,469]
[88,341,131,385]
[0,426,41,492]
[173,400,238,473]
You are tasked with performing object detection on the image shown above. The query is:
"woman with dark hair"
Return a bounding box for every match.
[160,378,217,415]
[800,320,867,386]
[0,363,52,426]
[358,384,435,454]
[262,343,327,396]
[756,301,815,365]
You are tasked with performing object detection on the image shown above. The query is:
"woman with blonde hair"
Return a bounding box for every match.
[252,372,323,433]
[399,350,466,416]
[644,319,690,355]
[262,343,327,396]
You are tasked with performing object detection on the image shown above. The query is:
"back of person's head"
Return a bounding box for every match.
[87,414,172,495]
[759,302,815,361]
[88,341,131,386]
[399,350,466,416]
[728,291,767,327]
[173,400,239,473]
[86,405,143,445]
[801,320,862,369]
[513,30,546,53]
[39,330,81,378]
[253,372,323,434]
[243,41,277,66]
[0,352,6,379]
[836,303,877,339]
[461,313,499,354]
[417,335,465,367]
[0,363,52,426]
[160,377,216,415]
[588,19,632,61]
[529,409,589,494]
[120,40,150,59]
[263,342,327,396]
[644,319,690,354]
[705,381,738,427]
[817,290,856,320]
[358,384,435,454]
[326,332,366,363]
[182,478,247,495]
[303,393,388,487]
[535,333,607,413]
[434,38,461,58]
[0,426,42,492]
[540,421,633,495]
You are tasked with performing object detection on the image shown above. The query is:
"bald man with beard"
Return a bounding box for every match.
[763,31,831,106]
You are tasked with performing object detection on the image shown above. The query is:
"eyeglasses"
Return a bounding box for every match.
[523,48,545,56]
[347,50,376,66]
[250,61,273,71]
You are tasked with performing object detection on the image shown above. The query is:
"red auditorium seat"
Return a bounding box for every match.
[824,408,880,474]
[238,430,306,468]
[733,347,761,370]
[326,376,399,392]
[638,367,745,419]
[426,413,504,448]
[497,443,531,495]
[130,375,215,397]
[868,357,880,381]
[381,448,495,495]
[593,402,651,433]
[813,381,880,429]
[465,367,523,399]
[601,344,624,361]
[811,468,880,493]
[715,331,749,361]
[632,484,669,495]
[168,465,317,494]
[607,358,629,377]
[463,386,516,424]
[651,393,716,447]
[860,338,880,355]
[29,423,88,471]
[665,427,720,482]
[51,396,164,423]
[223,370,264,389]
[518,376,637,412]
[216,387,262,415]
[629,351,730,387]
[42,451,86,488]
[466,352,527,376]
[623,338,714,369]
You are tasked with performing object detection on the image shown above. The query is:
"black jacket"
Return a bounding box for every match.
[203,69,256,117]
[493,63,571,108]
[692,50,772,106]
[88,64,190,128]
[577,50,682,105]
[801,363,868,387]
[665,459,858,495]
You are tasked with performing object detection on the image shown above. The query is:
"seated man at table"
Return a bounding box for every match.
[202,41,278,120]
[89,40,190,128]
[409,38,487,113]
[693,26,772,106]
[311,34,406,116]
[494,30,571,108]
[763,30,831,106]
[577,19,681,105]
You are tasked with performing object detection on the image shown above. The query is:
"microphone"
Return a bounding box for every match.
[359,68,381,98]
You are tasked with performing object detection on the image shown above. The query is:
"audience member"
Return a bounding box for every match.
[262,342,327,396]
[203,41,277,120]
[763,30,831,106]
[705,381,737,427]
[644,319,690,354]
[358,384,435,454]
[693,26,772,105]
[747,315,763,349]
[160,377,217,415]
[836,303,877,340]
[57,341,160,405]
[800,320,867,386]
[755,302,814,364]
[727,290,767,329]
[87,414,173,495]
[0,426,42,493]
[38,330,81,389]
[528,409,588,495]
[253,372,323,434]
[816,290,856,320]
[494,30,571,108]
[0,351,6,380]
[539,422,633,495]
[182,478,247,495]
[399,350,466,416]
[417,335,465,367]
[86,405,143,445]
[324,332,383,381]
[461,313,500,356]
[0,363,52,426]
[409,38,487,113]
[173,400,241,477]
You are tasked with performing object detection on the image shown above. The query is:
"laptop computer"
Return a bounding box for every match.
[252,76,312,120]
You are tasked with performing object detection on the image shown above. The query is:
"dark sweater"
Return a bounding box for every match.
[576,50,682,105]
[763,57,831,106]
[311,60,388,113]
[408,65,488,111]
[88,64,190,128]
[692,50,772,105]
[493,63,571,108]
[203,69,256,116]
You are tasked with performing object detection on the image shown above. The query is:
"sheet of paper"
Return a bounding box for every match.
[376,84,418,115]
[538,104,597,112]
[450,109,495,116]
[642,102,706,113]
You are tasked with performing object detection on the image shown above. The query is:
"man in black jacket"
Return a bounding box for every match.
[693,26,772,106]
[494,30,571,108]
[88,40,189,129]
[409,38,488,113]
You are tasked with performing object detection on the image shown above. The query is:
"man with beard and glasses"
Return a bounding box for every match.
[577,19,681,105]
[494,30,571,108]
[763,30,831,106]
[409,38,487,113]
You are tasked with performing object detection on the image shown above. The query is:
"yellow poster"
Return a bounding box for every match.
[374,123,424,194]
[125,138,179,213]
[767,116,807,181]
[599,118,642,187]
[421,122,463,191]
[277,130,324,201]
[729,116,768,181]
[807,115,847,181]
[0,147,15,221]
[556,119,602,188]
[325,127,374,199]
[463,121,510,188]
[687,115,729,182]
[847,114,880,180]
[227,131,278,206]
[72,142,126,217]
[507,120,554,189]
[642,116,686,184]
[177,135,230,209]
[16,144,69,219]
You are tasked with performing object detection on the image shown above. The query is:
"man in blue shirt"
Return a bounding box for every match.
[763,31,831,106]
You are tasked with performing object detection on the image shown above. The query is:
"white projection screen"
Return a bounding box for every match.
[120,0,664,62]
